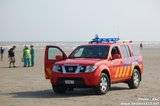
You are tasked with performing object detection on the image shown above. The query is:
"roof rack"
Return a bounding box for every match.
[89,35,120,44]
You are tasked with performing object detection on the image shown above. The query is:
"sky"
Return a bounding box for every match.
[0,0,160,41]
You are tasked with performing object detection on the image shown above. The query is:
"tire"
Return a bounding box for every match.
[52,84,66,94]
[128,69,141,89]
[94,73,110,95]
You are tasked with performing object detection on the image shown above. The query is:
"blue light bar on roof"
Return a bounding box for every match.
[90,35,120,43]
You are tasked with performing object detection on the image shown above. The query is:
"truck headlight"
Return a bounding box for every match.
[52,65,62,72]
[85,65,97,73]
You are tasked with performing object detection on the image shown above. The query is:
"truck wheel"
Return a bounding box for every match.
[95,73,110,95]
[128,69,141,89]
[52,84,66,94]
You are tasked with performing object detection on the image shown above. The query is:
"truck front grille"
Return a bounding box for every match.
[65,66,77,73]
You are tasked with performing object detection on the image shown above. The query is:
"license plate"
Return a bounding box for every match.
[65,80,74,84]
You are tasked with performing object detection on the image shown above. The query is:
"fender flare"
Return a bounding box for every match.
[97,64,111,80]
[132,62,141,72]
[132,62,142,81]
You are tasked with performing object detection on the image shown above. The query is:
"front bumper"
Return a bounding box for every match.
[50,70,100,87]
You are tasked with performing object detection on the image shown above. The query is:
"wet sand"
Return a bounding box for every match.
[0,47,160,106]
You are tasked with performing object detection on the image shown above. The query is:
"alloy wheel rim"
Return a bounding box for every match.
[100,76,108,92]
[133,72,139,86]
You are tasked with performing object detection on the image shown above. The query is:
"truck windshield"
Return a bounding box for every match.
[69,45,110,59]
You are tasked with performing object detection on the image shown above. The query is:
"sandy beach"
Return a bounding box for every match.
[0,43,160,106]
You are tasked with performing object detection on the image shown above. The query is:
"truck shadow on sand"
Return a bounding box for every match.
[8,86,130,98]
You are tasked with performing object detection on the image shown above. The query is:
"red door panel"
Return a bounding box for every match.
[44,46,66,79]
[109,58,123,82]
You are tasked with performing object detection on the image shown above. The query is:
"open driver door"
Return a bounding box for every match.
[44,46,67,79]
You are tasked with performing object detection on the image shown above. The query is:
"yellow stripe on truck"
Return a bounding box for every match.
[115,67,120,78]
[122,66,127,77]
[118,66,123,78]
[125,66,129,77]
[130,67,133,77]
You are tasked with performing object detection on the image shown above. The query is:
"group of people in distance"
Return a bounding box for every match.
[0,45,35,68]
[23,45,34,67]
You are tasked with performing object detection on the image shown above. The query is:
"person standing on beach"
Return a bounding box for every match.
[0,47,4,61]
[23,46,31,67]
[30,45,35,67]
[8,46,16,68]
[140,42,143,49]
[23,46,27,67]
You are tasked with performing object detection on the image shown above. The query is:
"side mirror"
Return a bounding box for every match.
[112,54,121,60]
[63,53,67,59]
[55,55,64,61]
[108,57,112,61]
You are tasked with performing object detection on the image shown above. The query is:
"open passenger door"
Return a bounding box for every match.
[44,46,67,79]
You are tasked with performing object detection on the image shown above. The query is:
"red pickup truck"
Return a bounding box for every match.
[44,38,143,95]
